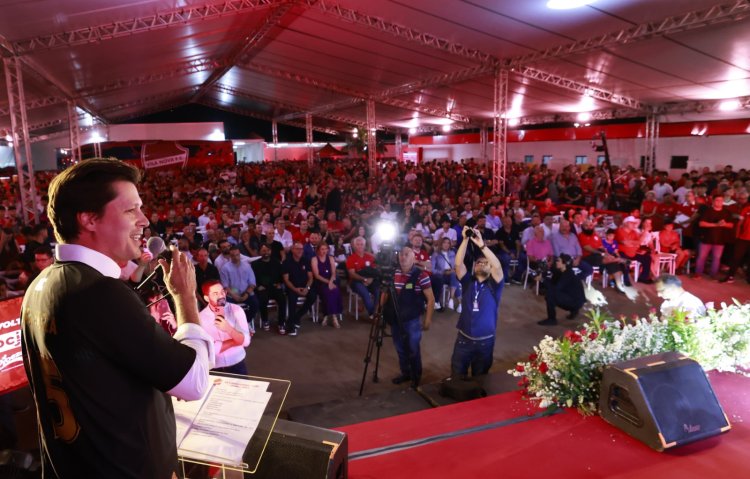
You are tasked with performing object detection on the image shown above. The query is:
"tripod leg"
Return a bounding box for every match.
[358,314,380,396]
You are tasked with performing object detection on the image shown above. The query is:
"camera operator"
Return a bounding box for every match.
[383,246,435,388]
[452,226,504,379]
[537,254,586,326]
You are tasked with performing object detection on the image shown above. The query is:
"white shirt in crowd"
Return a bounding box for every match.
[198,303,251,369]
[660,290,707,319]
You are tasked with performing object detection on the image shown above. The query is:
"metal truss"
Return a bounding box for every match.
[244,63,469,123]
[506,0,750,68]
[394,129,402,162]
[516,108,643,126]
[0,95,66,116]
[644,113,659,174]
[78,57,229,98]
[516,66,644,110]
[12,0,287,55]
[655,95,750,115]
[480,125,488,161]
[100,86,201,116]
[191,2,300,103]
[272,120,278,160]
[492,70,508,197]
[309,0,493,65]
[67,101,82,163]
[199,99,339,135]
[29,130,69,145]
[275,97,363,121]
[213,84,368,127]
[3,57,39,224]
[366,100,377,177]
[306,114,314,165]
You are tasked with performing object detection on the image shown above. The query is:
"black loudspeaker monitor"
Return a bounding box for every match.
[599,352,730,451]
[252,419,347,479]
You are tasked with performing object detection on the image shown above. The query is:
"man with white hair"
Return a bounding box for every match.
[346,236,380,319]
[655,274,706,319]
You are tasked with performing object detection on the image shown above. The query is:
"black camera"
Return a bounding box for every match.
[464,228,475,238]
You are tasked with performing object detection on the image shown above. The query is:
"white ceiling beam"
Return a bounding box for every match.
[308,0,493,64]
[243,63,472,123]
[78,57,229,98]
[212,84,369,127]
[506,0,750,68]
[199,99,340,135]
[190,1,301,102]
[11,0,287,55]
[0,95,66,116]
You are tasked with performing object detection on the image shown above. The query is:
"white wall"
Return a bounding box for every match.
[0,146,14,169]
[234,140,265,163]
[107,122,225,142]
[409,134,750,175]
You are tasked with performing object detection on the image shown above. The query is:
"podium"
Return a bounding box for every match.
[175,372,291,477]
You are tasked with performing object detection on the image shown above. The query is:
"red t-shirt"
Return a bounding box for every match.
[346,252,376,272]
[738,205,750,241]
[615,227,640,257]
[413,248,430,263]
[577,232,603,257]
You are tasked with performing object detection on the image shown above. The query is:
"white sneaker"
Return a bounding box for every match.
[447,298,455,310]
[435,302,441,310]
[321,316,329,327]
[457,303,462,314]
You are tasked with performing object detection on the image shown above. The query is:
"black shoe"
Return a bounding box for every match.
[566,309,580,320]
[537,318,558,326]
[392,375,411,385]
[638,278,653,285]
[719,276,735,284]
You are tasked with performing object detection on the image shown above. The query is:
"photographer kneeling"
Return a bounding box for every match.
[452,226,504,379]
[537,254,585,326]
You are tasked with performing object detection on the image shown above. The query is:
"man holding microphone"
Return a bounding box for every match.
[199,280,252,375]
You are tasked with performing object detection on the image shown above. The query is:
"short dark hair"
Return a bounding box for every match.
[47,158,141,243]
[201,279,223,296]
[656,274,682,288]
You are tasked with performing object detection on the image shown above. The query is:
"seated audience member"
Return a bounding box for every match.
[494,216,524,284]
[199,280,251,375]
[21,223,50,267]
[282,242,316,336]
[578,220,627,289]
[273,218,294,252]
[616,217,653,284]
[551,220,592,281]
[525,225,553,280]
[346,236,380,319]
[655,274,706,319]
[430,237,461,311]
[149,294,177,336]
[433,217,458,247]
[252,244,287,333]
[520,213,542,246]
[537,254,586,326]
[220,245,259,321]
[657,220,690,274]
[312,242,344,328]
[18,245,55,289]
[194,248,220,306]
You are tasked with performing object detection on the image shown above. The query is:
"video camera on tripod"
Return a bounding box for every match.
[372,221,400,287]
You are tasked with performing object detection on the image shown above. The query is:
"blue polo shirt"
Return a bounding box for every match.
[457,274,504,339]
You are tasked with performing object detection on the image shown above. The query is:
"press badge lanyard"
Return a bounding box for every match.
[473,280,485,312]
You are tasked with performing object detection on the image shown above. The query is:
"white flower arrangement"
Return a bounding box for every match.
[510,300,750,415]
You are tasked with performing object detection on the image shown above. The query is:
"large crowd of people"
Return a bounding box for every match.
[1,158,748,311]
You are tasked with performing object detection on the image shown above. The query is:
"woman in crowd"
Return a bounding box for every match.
[311,242,343,328]
[431,237,461,311]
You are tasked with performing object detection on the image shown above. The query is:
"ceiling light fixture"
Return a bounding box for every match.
[442,124,451,132]
[577,112,592,122]
[408,127,417,135]
[547,0,596,10]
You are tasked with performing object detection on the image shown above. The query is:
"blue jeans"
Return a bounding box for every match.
[391,317,423,383]
[350,280,379,316]
[696,243,724,277]
[451,333,495,378]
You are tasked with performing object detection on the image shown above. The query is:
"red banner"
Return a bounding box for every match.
[0,296,25,394]
[83,140,235,169]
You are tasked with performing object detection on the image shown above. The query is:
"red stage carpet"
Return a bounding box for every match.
[337,372,750,478]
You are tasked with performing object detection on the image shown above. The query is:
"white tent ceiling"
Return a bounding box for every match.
[2,0,750,140]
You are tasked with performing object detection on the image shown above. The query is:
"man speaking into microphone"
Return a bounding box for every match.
[21,159,214,479]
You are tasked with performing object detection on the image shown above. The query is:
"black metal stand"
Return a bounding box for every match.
[358,283,400,396]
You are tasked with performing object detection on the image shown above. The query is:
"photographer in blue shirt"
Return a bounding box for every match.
[452,226,504,378]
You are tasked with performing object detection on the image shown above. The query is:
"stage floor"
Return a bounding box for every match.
[337,372,750,478]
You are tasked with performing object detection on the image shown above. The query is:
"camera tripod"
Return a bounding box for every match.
[358,281,401,396]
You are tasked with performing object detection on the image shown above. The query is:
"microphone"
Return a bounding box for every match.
[135,237,173,291]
